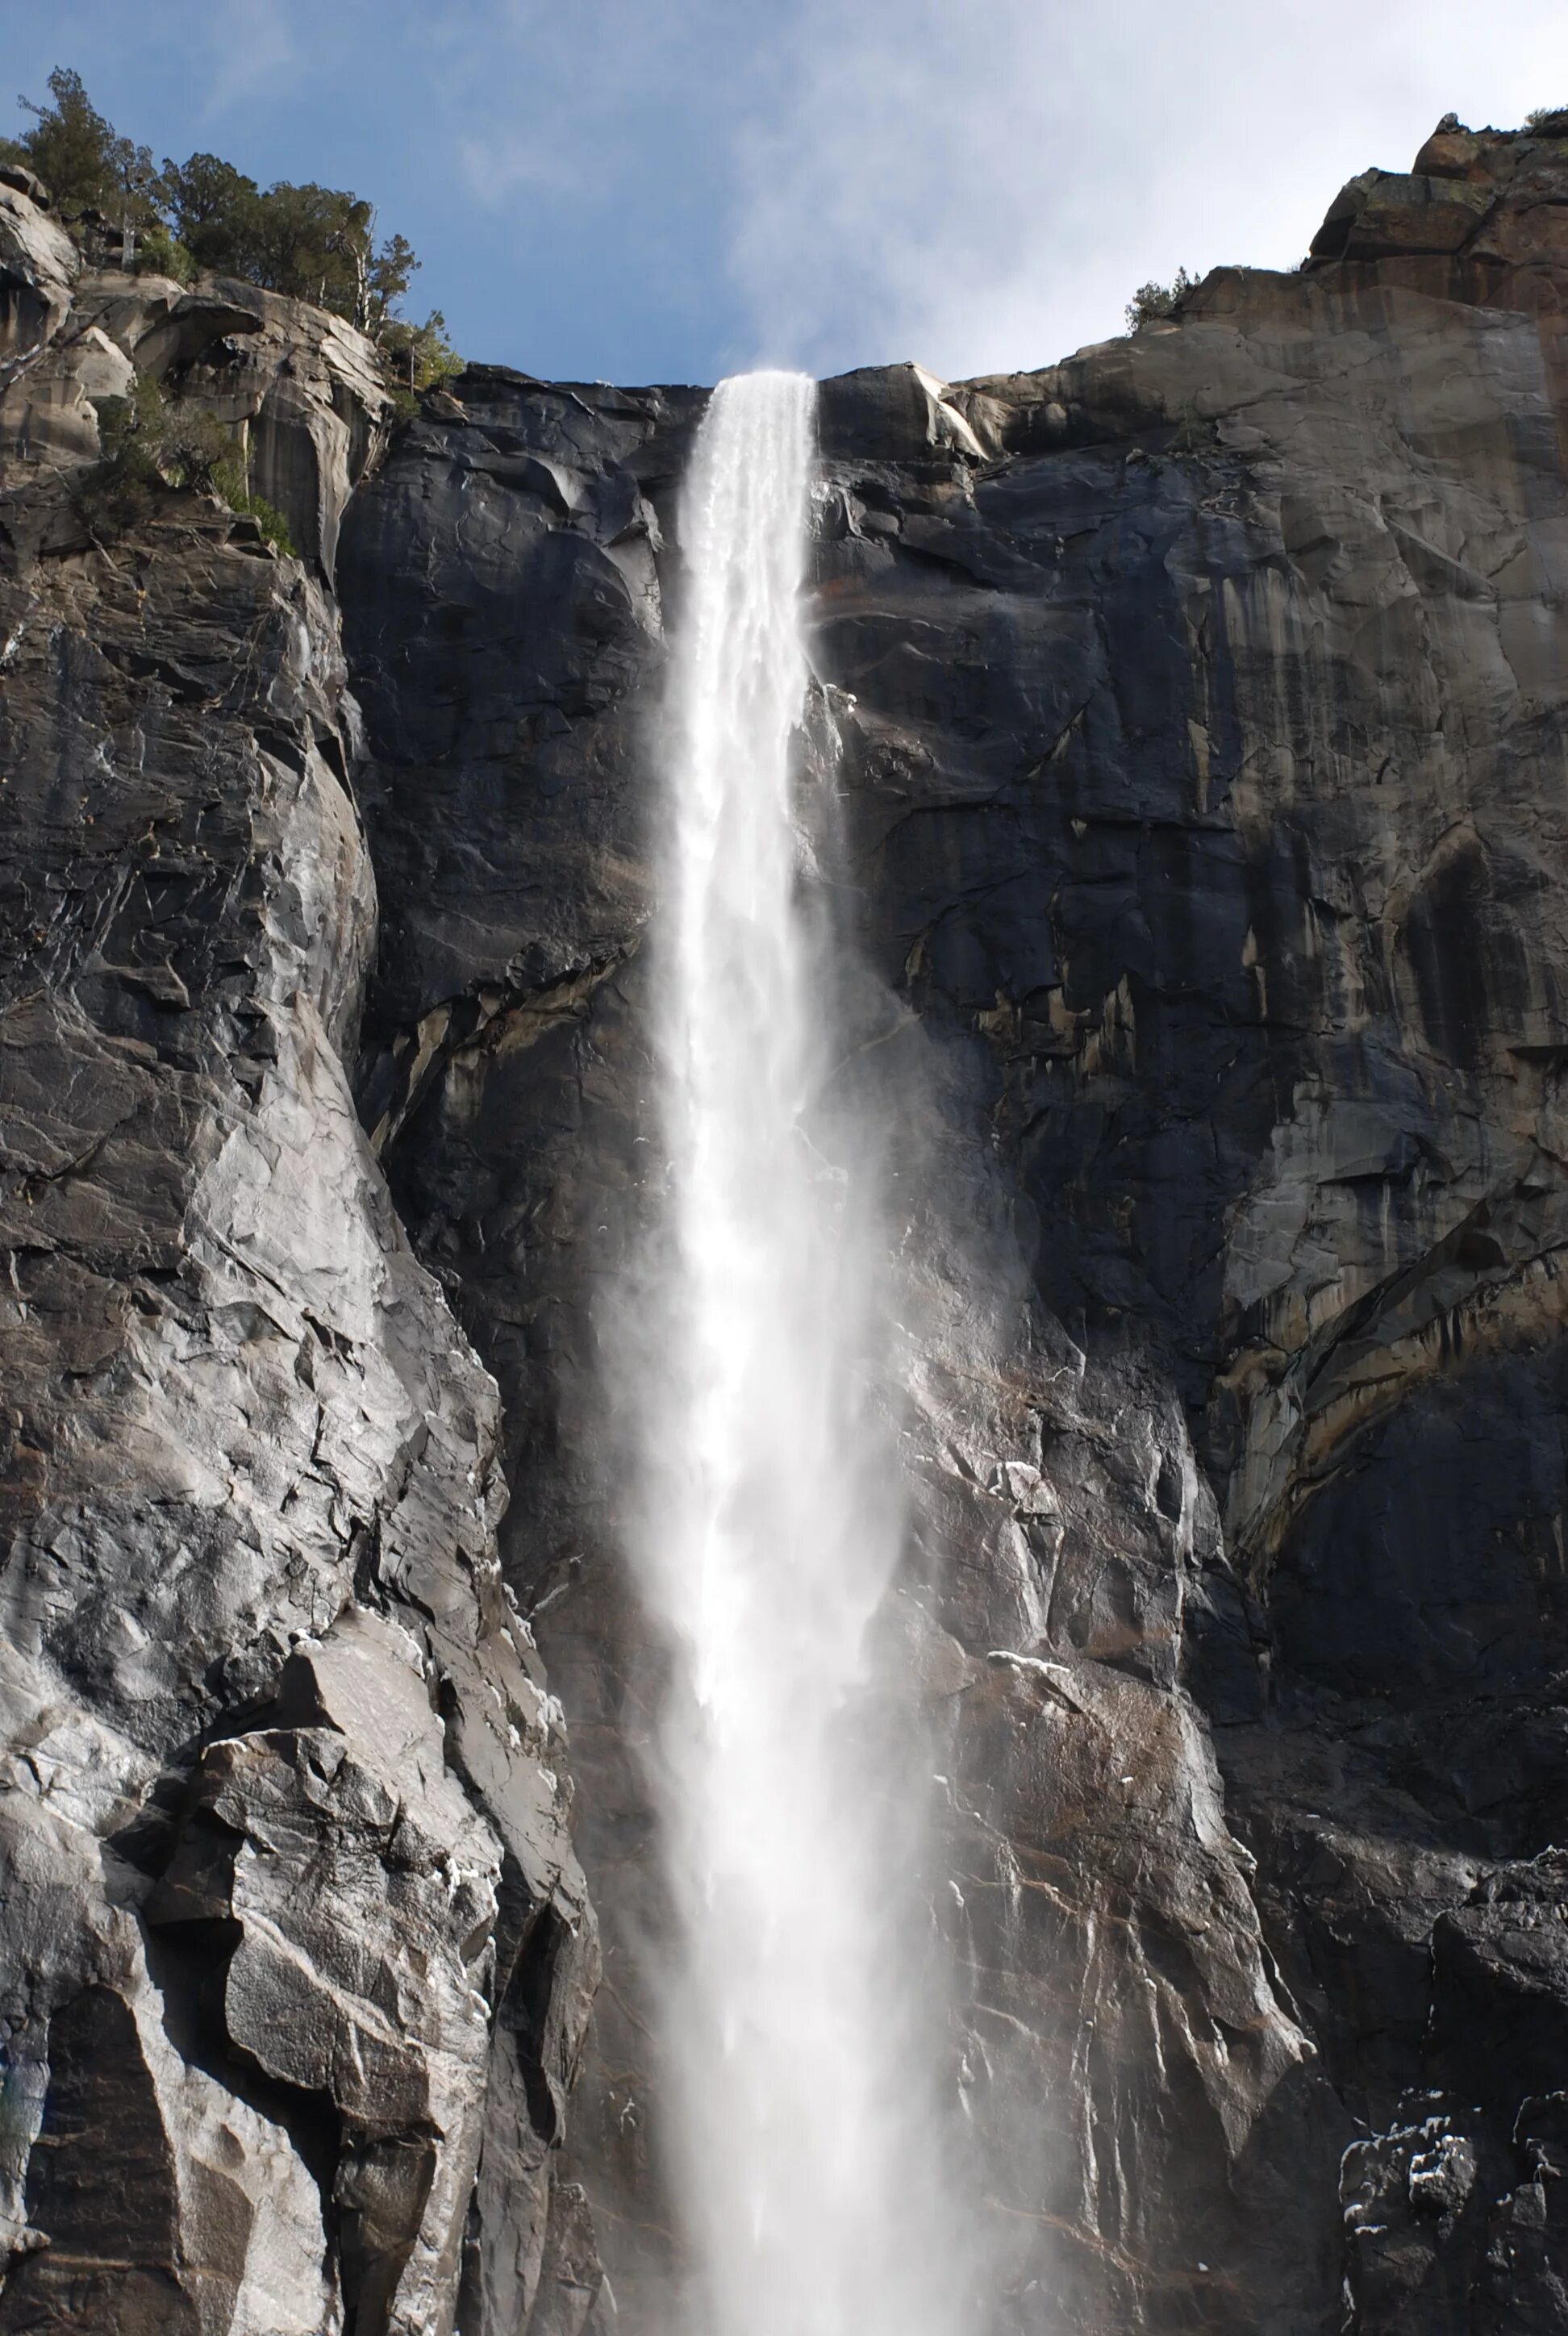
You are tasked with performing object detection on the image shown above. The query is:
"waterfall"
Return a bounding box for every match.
[628,369,957,2335]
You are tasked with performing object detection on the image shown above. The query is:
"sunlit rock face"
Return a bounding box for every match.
[7,110,1568,2335]
[0,179,595,2336]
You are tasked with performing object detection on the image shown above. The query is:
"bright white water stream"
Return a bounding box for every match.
[632,369,956,2334]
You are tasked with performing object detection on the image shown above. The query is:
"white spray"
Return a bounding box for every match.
[628,369,958,2335]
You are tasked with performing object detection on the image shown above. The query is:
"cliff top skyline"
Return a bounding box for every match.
[3,0,1565,386]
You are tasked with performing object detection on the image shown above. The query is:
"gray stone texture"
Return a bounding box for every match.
[0,192,595,2335]
[6,112,1568,2334]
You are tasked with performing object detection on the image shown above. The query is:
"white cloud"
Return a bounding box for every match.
[426,0,751,215]
[197,0,299,123]
[726,0,1568,379]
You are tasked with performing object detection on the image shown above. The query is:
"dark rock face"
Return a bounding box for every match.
[338,116,1568,2335]
[8,112,1568,2336]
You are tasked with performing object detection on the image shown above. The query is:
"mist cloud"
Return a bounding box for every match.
[725,0,1568,379]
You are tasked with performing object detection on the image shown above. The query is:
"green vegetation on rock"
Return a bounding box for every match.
[0,68,161,253]
[1125,267,1199,332]
[380,311,464,417]
[4,66,457,407]
[79,373,297,555]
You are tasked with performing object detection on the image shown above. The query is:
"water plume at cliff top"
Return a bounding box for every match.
[724,0,1568,378]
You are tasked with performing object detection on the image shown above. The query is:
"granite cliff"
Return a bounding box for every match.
[0,175,596,2336]
[3,110,1568,2334]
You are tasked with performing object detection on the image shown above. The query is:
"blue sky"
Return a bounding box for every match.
[2,0,1565,386]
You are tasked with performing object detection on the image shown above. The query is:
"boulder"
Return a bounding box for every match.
[0,179,77,360]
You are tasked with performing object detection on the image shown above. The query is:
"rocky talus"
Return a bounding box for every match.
[4,109,1568,2336]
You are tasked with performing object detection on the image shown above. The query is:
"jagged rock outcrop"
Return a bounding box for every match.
[336,112,1568,2334]
[0,182,598,2335]
[0,183,390,568]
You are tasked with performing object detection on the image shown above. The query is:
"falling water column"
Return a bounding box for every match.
[633,369,953,2336]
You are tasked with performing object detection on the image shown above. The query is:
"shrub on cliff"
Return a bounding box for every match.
[76,372,165,539]
[217,479,297,557]
[161,149,429,348]
[159,152,261,274]
[79,373,296,555]
[379,310,463,415]
[161,158,411,322]
[11,67,458,405]
[165,158,452,403]
[2,67,161,256]
[1126,267,1199,330]
[133,219,197,284]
